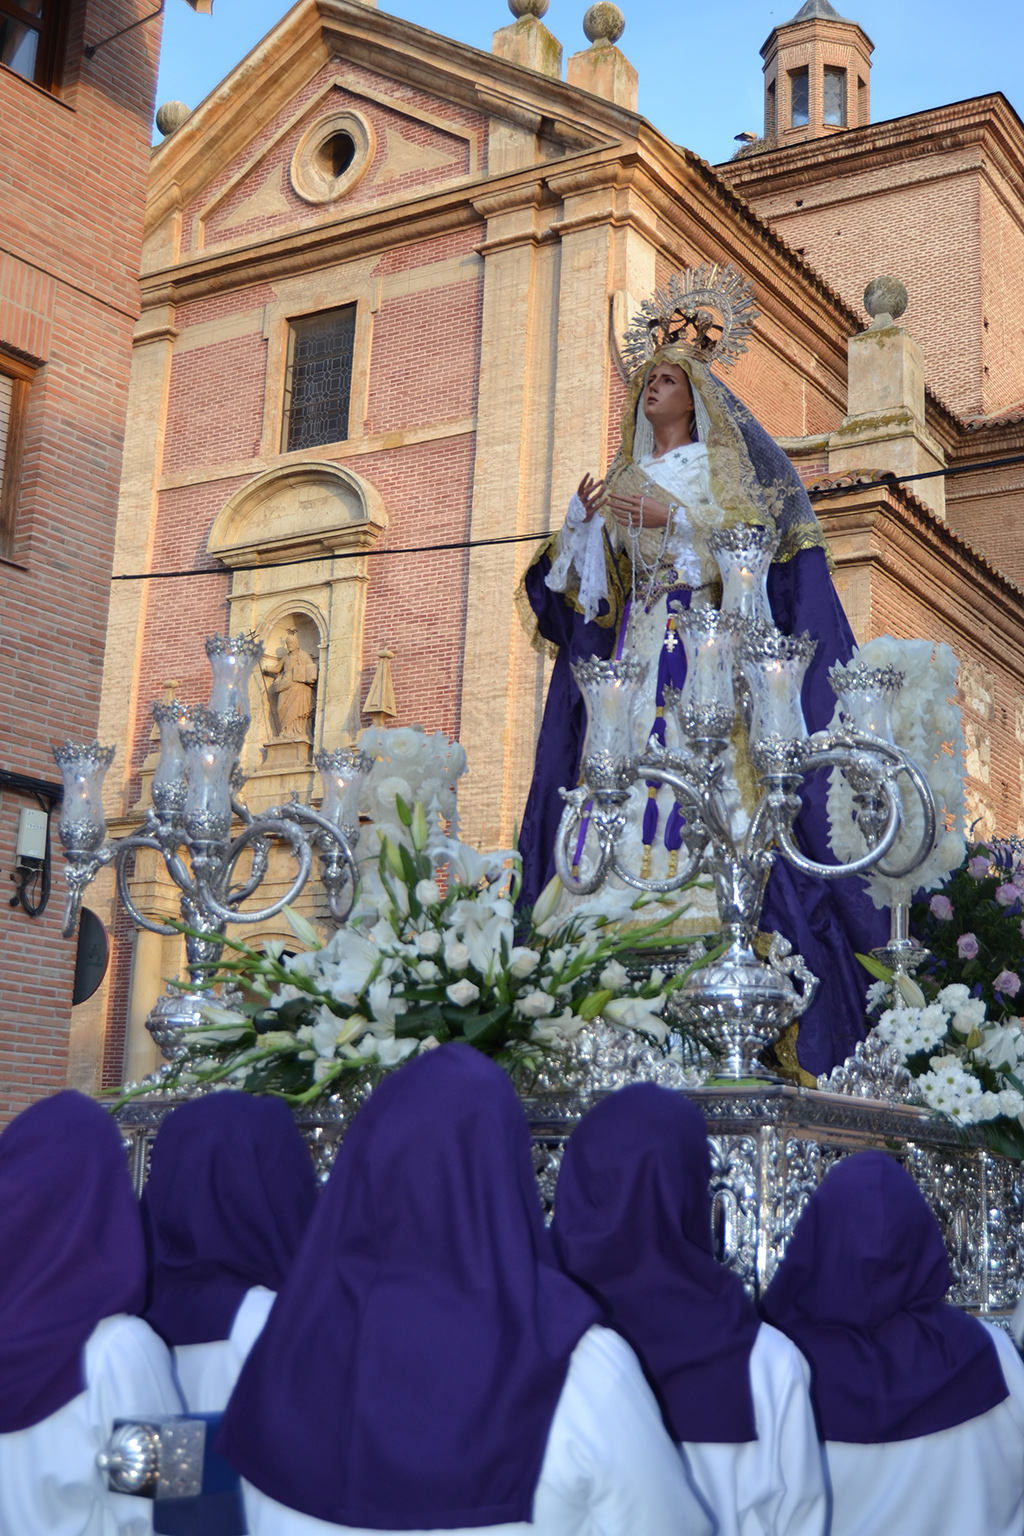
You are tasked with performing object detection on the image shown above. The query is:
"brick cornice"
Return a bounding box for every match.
[721,93,1024,205]
[814,482,1024,655]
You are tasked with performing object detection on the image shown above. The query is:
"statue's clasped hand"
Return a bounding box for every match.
[575,473,674,529]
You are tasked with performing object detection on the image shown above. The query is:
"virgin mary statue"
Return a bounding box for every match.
[517,267,888,1079]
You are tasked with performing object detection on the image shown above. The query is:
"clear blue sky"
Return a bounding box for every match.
[156,0,1024,167]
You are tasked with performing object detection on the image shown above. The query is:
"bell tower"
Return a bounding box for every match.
[761,0,873,147]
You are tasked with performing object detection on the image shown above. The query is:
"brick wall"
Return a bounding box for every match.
[744,161,985,418]
[0,0,162,1119]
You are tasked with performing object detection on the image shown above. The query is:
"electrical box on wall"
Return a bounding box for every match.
[16,806,48,864]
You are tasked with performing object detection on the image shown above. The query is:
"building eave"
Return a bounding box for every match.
[719,92,1024,201]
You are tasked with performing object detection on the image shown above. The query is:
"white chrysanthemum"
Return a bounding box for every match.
[865,979,890,1013]
[998,1087,1024,1117]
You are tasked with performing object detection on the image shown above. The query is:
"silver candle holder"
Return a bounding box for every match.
[555,530,938,1081]
[53,634,372,1059]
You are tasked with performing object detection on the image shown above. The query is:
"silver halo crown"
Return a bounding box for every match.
[620,263,759,375]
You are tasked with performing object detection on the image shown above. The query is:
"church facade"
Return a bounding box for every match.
[76,0,1024,1091]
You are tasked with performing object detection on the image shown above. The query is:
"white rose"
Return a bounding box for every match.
[599,960,629,991]
[415,930,442,956]
[951,999,987,1034]
[446,979,480,1007]
[415,879,442,907]
[444,941,470,970]
[515,990,555,1019]
[416,961,440,982]
[418,1035,441,1052]
[509,946,540,978]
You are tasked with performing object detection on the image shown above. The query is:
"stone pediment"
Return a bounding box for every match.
[207,462,386,564]
[194,72,481,252]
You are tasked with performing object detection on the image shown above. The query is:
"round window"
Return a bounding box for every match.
[291,112,373,205]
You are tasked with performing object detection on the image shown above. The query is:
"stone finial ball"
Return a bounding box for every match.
[583,2,625,44]
[508,0,549,16]
[863,276,908,322]
[155,100,191,136]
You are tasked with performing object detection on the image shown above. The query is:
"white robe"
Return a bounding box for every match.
[242,1324,714,1536]
[0,1313,182,1536]
[824,1322,1024,1536]
[172,1285,276,1413]
[679,1323,826,1536]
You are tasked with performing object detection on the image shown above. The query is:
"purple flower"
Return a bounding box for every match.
[995,970,1022,997]
[995,883,1024,908]
[930,894,954,921]
[957,933,980,959]
[968,856,991,880]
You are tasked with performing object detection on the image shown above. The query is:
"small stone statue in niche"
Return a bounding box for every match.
[262,627,318,743]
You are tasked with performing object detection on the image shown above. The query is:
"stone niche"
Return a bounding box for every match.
[207,460,386,809]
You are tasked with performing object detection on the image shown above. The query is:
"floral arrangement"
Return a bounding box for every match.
[358,725,467,853]
[146,798,713,1107]
[827,636,966,907]
[858,839,1024,1156]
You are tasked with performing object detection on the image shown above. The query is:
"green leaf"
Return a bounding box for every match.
[856,952,893,983]
[461,1004,513,1048]
[578,989,614,1021]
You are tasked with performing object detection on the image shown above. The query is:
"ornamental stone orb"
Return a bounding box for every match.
[863,276,908,324]
[155,100,191,136]
[583,2,625,43]
[508,0,549,15]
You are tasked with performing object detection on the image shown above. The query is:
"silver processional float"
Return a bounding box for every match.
[50,265,938,1083]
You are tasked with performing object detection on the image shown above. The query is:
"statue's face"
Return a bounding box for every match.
[642,362,694,433]
[285,632,298,651]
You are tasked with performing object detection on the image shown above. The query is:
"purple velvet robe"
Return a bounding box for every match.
[519,543,889,1077]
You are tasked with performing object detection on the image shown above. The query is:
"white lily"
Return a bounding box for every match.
[367,978,409,1031]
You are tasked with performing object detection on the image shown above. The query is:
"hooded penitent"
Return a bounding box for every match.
[760,1151,1008,1442]
[552,1084,760,1444]
[518,312,889,1078]
[0,1090,147,1433]
[218,1044,600,1530]
[142,1091,318,1346]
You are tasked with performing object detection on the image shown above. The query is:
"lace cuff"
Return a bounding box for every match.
[545,495,609,622]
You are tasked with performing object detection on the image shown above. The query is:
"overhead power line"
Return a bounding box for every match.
[110,451,1024,582]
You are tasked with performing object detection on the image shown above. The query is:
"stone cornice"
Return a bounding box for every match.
[721,93,1024,205]
[814,481,1024,654]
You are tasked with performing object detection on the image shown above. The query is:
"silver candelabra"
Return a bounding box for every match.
[53,633,375,1054]
[555,527,938,1080]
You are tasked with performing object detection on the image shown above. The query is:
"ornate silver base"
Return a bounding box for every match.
[669,938,817,1081]
[114,1065,1022,1320]
[144,989,214,1062]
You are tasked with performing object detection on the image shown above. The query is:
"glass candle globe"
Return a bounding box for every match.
[179,708,248,846]
[571,655,647,791]
[709,525,777,626]
[829,662,904,745]
[52,742,116,854]
[205,632,264,717]
[315,748,374,839]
